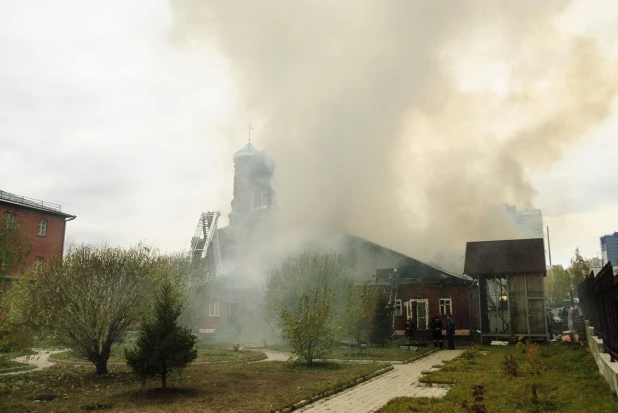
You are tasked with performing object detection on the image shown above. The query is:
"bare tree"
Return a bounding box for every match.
[7,244,171,374]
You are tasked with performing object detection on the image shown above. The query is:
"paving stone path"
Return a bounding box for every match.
[1,348,68,376]
[297,349,463,413]
[259,349,294,362]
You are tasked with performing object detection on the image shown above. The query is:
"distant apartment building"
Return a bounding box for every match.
[601,232,618,266]
[502,204,544,238]
[0,190,76,276]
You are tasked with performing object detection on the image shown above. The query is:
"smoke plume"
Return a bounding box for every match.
[169,0,618,271]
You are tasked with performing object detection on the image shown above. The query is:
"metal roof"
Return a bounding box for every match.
[464,238,546,276]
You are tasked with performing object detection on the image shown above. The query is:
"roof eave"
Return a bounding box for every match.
[0,198,76,219]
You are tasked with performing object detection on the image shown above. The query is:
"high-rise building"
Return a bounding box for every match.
[601,232,618,266]
[502,204,544,239]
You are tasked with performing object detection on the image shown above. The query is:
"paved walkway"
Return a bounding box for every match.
[297,349,463,412]
[1,348,68,376]
[259,349,293,362]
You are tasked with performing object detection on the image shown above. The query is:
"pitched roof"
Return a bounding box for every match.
[346,235,472,284]
[464,238,546,276]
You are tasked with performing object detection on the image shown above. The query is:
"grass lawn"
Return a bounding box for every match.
[0,349,37,369]
[52,345,265,364]
[327,345,434,361]
[0,361,388,412]
[379,344,618,413]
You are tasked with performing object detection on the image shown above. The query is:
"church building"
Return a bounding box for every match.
[199,139,472,342]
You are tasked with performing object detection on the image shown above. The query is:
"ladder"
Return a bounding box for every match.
[190,211,222,274]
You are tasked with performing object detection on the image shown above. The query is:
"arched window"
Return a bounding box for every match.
[260,190,269,209]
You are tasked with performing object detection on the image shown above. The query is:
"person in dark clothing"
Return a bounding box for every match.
[446,314,455,349]
[405,317,416,344]
[431,314,443,349]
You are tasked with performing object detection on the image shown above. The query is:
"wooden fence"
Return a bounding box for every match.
[578,263,618,362]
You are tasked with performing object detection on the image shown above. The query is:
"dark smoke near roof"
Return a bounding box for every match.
[168,0,618,271]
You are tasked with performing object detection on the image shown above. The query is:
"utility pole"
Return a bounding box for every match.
[547,226,552,266]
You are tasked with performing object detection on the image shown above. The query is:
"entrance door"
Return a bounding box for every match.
[408,299,429,330]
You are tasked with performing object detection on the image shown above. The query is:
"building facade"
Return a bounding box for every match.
[374,258,473,336]
[601,232,618,267]
[0,190,76,277]
[465,238,548,342]
[503,203,544,238]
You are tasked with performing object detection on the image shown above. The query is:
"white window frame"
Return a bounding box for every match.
[439,298,452,316]
[5,212,15,230]
[394,299,402,316]
[38,219,47,236]
[209,301,220,317]
[408,299,429,329]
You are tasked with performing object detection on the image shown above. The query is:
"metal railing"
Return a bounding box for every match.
[0,190,62,212]
[579,262,618,362]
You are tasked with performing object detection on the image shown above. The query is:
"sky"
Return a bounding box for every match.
[1,0,617,269]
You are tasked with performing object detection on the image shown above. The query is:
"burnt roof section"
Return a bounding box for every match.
[464,238,546,276]
[0,190,76,219]
[345,235,472,284]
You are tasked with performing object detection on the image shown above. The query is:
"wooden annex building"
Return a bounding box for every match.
[465,238,548,343]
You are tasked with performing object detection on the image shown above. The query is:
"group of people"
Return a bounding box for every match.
[404,314,456,349]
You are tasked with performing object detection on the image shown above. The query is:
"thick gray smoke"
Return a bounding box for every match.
[169,0,617,271]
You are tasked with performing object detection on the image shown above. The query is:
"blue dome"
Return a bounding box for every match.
[233,142,259,161]
[247,151,275,176]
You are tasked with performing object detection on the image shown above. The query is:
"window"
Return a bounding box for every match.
[4,213,15,229]
[34,256,44,272]
[394,299,402,316]
[209,301,219,317]
[38,219,47,236]
[260,190,269,209]
[439,298,452,315]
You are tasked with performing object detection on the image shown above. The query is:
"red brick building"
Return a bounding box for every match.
[0,190,76,276]
[375,259,473,336]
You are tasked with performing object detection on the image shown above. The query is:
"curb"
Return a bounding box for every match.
[418,382,453,388]
[48,353,268,367]
[402,348,441,364]
[274,365,395,413]
[318,348,441,365]
[0,365,37,374]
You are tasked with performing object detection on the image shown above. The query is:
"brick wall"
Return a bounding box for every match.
[0,203,67,274]
[393,284,471,331]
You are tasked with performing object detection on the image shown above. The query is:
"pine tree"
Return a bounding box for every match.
[125,279,197,389]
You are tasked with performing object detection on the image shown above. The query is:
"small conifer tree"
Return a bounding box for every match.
[125,278,197,389]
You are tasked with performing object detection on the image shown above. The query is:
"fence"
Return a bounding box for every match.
[578,262,618,362]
